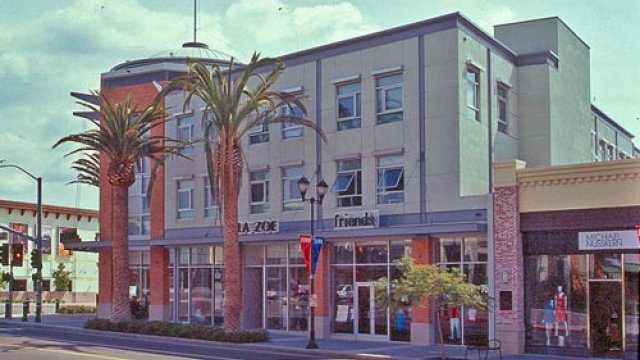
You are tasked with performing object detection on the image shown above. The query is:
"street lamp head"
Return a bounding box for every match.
[297,175,310,200]
[316,179,329,201]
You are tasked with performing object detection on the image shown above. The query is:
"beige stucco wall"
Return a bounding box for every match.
[495,159,640,212]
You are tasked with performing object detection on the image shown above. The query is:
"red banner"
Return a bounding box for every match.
[299,234,311,272]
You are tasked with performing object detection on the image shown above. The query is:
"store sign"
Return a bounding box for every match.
[578,230,639,251]
[334,209,379,230]
[238,219,279,235]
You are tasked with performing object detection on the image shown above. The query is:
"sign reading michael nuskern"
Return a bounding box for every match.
[578,230,639,251]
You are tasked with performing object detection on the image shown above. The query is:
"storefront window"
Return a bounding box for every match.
[624,254,639,353]
[191,268,212,323]
[356,243,388,264]
[289,266,309,331]
[266,267,287,329]
[525,255,588,351]
[436,237,488,345]
[332,242,354,264]
[332,265,354,334]
[590,253,622,280]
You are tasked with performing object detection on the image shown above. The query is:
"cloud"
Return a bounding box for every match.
[223,0,379,57]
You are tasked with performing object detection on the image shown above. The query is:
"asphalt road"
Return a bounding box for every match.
[0,322,348,360]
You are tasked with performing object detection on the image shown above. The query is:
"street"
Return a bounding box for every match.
[0,322,345,360]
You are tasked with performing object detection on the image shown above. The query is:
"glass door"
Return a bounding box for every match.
[589,282,622,357]
[356,282,388,339]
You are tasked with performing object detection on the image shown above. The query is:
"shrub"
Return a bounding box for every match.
[83,319,269,343]
[58,305,96,314]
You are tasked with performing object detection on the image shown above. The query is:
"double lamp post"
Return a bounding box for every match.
[297,175,328,349]
[0,162,43,323]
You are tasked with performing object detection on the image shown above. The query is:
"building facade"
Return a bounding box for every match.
[82,12,638,356]
[0,200,99,303]
[495,159,640,359]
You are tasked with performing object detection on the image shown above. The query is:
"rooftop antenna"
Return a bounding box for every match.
[193,0,197,43]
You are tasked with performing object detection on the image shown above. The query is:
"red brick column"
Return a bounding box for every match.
[410,237,434,345]
[494,185,525,354]
[314,244,330,337]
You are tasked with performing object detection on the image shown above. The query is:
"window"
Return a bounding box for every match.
[335,159,362,207]
[376,74,403,124]
[377,155,404,204]
[337,82,361,130]
[282,105,304,139]
[177,179,194,220]
[249,121,269,144]
[177,115,195,155]
[129,157,151,236]
[599,140,608,162]
[282,166,304,211]
[591,130,598,162]
[250,170,270,214]
[466,68,480,121]
[607,144,616,161]
[204,177,219,218]
[497,85,508,133]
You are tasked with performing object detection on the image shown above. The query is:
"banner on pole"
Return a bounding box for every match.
[299,234,312,272]
[311,236,324,274]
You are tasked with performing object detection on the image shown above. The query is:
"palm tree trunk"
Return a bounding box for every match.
[222,144,242,332]
[111,185,131,322]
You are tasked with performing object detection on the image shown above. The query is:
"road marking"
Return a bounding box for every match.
[0,339,243,360]
[0,343,129,360]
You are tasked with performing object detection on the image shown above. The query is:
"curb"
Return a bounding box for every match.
[0,318,417,360]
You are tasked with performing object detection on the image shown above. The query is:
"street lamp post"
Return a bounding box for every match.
[297,176,328,350]
[0,162,43,323]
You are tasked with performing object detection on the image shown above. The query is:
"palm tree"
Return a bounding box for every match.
[53,92,188,322]
[161,53,325,331]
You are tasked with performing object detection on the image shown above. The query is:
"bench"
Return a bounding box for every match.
[464,339,502,360]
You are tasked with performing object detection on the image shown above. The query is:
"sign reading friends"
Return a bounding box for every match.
[334,209,379,230]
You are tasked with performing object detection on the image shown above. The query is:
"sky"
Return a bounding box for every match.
[0,0,638,210]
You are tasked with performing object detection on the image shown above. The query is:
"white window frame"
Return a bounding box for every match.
[177,179,195,220]
[282,166,304,211]
[204,177,219,218]
[466,68,480,121]
[336,82,362,131]
[249,120,269,144]
[250,170,270,214]
[377,155,405,204]
[335,159,362,208]
[497,84,508,133]
[129,157,151,236]
[376,73,404,125]
[281,105,304,139]
[177,115,195,155]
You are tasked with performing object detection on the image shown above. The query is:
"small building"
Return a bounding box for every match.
[0,200,99,304]
[495,159,640,358]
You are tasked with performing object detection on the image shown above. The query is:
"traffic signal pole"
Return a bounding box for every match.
[35,177,42,323]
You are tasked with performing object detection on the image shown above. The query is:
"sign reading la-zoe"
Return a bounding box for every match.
[238,220,279,235]
[578,230,639,251]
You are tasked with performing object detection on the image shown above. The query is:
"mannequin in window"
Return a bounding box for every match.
[543,299,554,346]
[449,306,460,340]
[554,285,569,337]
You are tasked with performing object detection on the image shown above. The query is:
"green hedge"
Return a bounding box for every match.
[58,305,96,314]
[85,319,269,343]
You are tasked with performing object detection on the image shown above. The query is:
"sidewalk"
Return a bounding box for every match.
[0,314,616,360]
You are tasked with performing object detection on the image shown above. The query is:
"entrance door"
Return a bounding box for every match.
[589,282,622,357]
[356,283,388,339]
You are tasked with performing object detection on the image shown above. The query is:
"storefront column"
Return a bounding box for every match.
[493,160,526,354]
[410,237,434,345]
[314,245,331,338]
[149,246,170,320]
[97,248,113,319]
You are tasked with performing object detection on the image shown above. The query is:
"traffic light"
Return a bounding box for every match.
[30,249,42,269]
[12,244,24,267]
[0,244,7,266]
